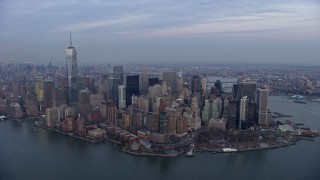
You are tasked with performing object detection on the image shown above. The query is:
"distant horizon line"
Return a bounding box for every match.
[1,60,320,68]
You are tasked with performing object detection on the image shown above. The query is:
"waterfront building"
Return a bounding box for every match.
[45,107,59,127]
[150,132,169,144]
[256,88,269,126]
[66,33,78,105]
[126,75,140,106]
[7,103,23,118]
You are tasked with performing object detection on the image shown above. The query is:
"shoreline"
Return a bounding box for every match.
[198,141,297,154]
[5,118,314,157]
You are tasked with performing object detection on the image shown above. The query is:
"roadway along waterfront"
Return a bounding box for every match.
[1,96,320,180]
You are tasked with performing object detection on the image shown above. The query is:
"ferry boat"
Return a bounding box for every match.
[185,144,196,157]
[222,148,237,152]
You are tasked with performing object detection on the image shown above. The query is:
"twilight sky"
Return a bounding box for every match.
[1,0,319,65]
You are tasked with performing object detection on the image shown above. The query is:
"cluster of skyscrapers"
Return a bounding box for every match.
[0,35,271,144]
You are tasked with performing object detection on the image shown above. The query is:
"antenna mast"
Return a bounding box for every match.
[69,32,72,47]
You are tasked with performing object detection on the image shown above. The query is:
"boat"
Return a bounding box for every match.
[185,144,196,157]
[222,148,237,152]
[0,115,7,121]
[294,100,307,104]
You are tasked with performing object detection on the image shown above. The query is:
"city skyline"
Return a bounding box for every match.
[1,0,319,65]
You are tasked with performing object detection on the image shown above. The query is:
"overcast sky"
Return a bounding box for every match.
[1,0,319,65]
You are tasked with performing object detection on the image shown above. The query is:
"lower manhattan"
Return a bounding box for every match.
[1,0,320,180]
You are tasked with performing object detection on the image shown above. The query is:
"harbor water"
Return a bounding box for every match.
[1,96,320,180]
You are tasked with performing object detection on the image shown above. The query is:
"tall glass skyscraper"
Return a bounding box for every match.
[66,33,78,104]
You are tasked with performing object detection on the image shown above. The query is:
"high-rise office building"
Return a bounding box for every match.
[12,80,21,97]
[256,88,269,126]
[239,96,249,129]
[159,111,168,133]
[214,80,223,94]
[163,71,177,95]
[44,79,54,109]
[236,81,257,103]
[148,77,160,87]
[141,67,148,95]
[177,72,184,98]
[66,32,78,104]
[112,66,123,107]
[191,76,202,95]
[113,66,124,85]
[118,85,126,109]
[126,75,140,106]
[35,76,44,110]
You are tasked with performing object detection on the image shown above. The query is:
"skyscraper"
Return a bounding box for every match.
[239,96,249,129]
[191,76,202,95]
[214,80,223,94]
[141,67,148,95]
[256,88,269,126]
[66,32,78,104]
[163,71,177,95]
[113,66,123,107]
[118,85,126,109]
[236,81,257,103]
[126,75,140,106]
[35,76,44,110]
[113,66,124,85]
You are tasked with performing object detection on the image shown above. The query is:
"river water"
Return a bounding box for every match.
[1,96,320,180]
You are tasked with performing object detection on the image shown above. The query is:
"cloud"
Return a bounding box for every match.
[53,15,148,32]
